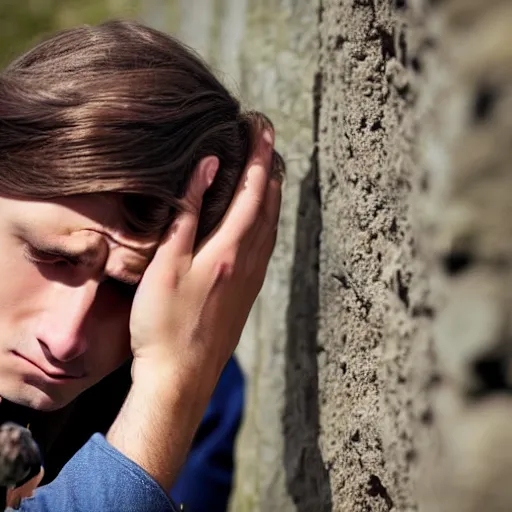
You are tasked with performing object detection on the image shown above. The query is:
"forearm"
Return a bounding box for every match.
[106,365,211,492]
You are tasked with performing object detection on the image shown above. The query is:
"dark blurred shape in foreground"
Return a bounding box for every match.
[0,422,41,510]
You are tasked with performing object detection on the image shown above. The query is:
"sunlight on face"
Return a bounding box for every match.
[0,195,159,411]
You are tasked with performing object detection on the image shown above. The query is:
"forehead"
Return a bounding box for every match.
[1,194,161,261]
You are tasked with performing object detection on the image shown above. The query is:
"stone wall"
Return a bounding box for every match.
[312,1,512,510]
[316,0,435,509]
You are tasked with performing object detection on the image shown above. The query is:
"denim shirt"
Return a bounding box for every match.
[15,434,180,512]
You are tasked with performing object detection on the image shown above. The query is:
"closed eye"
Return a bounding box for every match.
[23,246,79,267]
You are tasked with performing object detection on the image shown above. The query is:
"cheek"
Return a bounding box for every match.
[0,253,50,323]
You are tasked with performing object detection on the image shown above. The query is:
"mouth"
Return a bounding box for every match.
[13,352,84,381]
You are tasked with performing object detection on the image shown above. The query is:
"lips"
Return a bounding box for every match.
[13,352,83,380]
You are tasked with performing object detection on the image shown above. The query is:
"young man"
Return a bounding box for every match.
[0,19,282,511]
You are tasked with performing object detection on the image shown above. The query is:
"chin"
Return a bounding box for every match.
[26,395,69,412]
[1,382,76,412]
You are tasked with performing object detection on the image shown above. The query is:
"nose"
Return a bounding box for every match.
[35,280,99,363]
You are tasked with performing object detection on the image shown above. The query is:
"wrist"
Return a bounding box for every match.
[107,363,207,491]
[131,352,221,408]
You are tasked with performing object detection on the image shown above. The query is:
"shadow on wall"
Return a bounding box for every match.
[283,110,332,510]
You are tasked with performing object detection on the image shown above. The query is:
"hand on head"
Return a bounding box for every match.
[128,127,282,402]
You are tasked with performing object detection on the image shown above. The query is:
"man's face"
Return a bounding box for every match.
[0,195,158,411]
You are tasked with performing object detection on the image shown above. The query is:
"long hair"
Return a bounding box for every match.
[0,19,282,242]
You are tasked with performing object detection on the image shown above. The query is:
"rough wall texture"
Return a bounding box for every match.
[316,1,436,510]
[314,0,512,510]
[155,1,512,510]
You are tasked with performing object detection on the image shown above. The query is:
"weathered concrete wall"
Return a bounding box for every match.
[316,1,436,509]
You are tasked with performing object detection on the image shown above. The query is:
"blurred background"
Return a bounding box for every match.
[0,0,138,66]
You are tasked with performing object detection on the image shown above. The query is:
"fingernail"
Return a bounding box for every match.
[263,129,274,146]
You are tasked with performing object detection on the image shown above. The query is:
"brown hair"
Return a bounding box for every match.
[0,19,283,242]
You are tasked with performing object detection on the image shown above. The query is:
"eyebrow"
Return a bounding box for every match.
[22,235,143,287]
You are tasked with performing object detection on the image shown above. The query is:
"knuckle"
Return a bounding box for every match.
[178,198,200,218]
[162,266,184,290]
[212,250,238,284]
[213,261,236,284]
[163,274,180,291]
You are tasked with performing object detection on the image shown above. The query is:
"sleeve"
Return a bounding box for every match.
[170,355,245,512]
[16,433,180,512]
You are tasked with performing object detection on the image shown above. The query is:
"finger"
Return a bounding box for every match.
[215,129,274,243]
[258,225,279,277]
[153,156,219,266]
[248,176,282,271]
[264,177,283,233]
